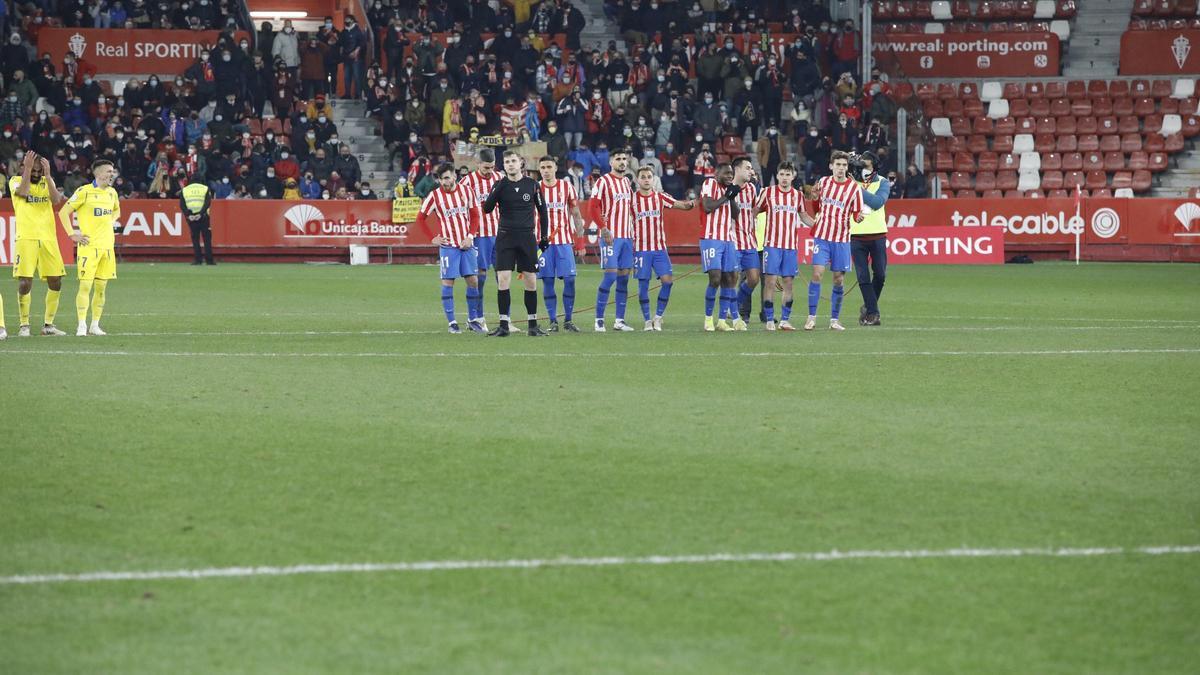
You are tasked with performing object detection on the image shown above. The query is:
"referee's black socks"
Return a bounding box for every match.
[498,289,511,328]
[524,290,538,329]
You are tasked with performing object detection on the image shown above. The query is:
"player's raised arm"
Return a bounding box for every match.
[40,156,65,204]
[14,152,34,199]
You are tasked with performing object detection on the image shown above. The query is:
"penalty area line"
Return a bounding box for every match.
[1,348,1199,358]
[2,545,1198,586]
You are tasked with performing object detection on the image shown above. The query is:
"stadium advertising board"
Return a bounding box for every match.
[3,198,1197,262]
[1119,30,1200,74]
[800,227,1004,265]
[38,28,249,74]
[872,32,1060,77]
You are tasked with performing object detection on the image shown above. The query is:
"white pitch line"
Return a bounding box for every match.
[2,348,1199,359]
[2,545,1197,586]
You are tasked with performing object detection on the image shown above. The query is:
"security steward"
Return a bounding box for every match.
[851,151,892,326]
[180,181,216,266]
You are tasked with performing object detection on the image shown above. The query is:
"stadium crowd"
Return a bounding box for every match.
[0,0,929,204]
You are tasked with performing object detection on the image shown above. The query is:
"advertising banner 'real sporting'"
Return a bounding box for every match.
[37,28,250,74]
[873,32,1060,77]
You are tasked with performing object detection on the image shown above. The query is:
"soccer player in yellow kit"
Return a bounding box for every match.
[58,159,120,337]
[8,151,69,338]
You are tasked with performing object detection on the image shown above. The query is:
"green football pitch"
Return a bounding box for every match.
[1,261,1197,673]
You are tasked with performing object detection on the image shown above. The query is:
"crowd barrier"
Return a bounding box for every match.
[2,197,1197,264]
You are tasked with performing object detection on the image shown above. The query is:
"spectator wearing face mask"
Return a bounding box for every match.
[298,172,321,199]
[756,125,783,184]
[317,17,341,93]
[693,93,721,145]
[903,164,928,199]
[271,19,300,76]
[790,100,812,141]
[273,148,300,182]
[720,50,749,104]
[696,43,723,101]
[802,128,831,183]
[299,35,330,99]
[332,145,360,187]
[354,182,376,200]
[306,147,333,183]
[732,77,761,142]
[338,15,366,99]
[830,20,861,81]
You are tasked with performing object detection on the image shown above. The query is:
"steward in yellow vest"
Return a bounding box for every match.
[179,182,215,265]
[850,151,891,325]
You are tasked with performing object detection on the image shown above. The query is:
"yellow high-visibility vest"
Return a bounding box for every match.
[182,183,209,214]
[851,178,887,236]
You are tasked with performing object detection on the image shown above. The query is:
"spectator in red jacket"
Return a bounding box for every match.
[273,149,301,182]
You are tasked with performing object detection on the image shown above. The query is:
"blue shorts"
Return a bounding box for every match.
[537,244,577,279]
[762,246,800,277]
[439,246,479,279]
[600,237,634,270]
[634,250,673,280]
[700,239,739,273]
[812,238,851,272]
[474,235,496,271]
[738,249,761,272]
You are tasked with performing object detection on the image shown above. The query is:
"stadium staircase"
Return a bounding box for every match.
[333,99,405,193]
[1062,0,1135,78]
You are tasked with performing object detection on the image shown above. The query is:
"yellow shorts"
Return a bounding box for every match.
[13,239,67,279]
[76,246,117,281]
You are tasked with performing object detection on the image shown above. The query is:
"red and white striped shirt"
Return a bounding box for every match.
[592,172,634,239]
[459,169,503,237]
[540,179,579,245]
[701,178,735,241]
[756,185,806,250]
[732,182,760,250]
[417,184,478,248]
[632,189,676,251]
[812,176,863,244]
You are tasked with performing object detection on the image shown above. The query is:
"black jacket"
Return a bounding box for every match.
[483,176,548,239]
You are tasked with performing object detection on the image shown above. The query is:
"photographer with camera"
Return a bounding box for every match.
[850,151,892,326]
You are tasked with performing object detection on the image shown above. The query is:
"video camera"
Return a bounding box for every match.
[848,151,878,181]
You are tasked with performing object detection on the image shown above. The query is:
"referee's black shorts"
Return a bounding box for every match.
[494,229,538,273]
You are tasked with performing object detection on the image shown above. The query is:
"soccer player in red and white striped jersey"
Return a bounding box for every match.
[730,157,761,329]
[632,166,694,330]
[590,147,636,332]
[700,160,754,331]
[806,150,864,331]
[754,162,815,331]
[537,156,585,332]
[417,163,483,333]
[458,149,503,328]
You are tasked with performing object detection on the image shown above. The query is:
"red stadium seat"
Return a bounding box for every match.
[1003,83,1024,99]
[981,189,1004,199]
[1009,20,1030,32]
[1179,0,1198,15]
[968,134,990,153]
[1026,82,1045,99]
[1148,152,1170,171]
[946,136,969,153]
[951,117,972,135]
[1047,189,1071,198]
[1134,97,1157,116]
[1066,80,1087,100]
[1017,116,1037,133]
[950,171,974,190]
[1004,189,1025,199]
[996,1,1017,18]
[1041,171,1064,189]
[938,83,959,99]
[1024,190,1044,198]
[263,119,284,135]
[1042,152,1063,170]
[1015,0,1036,17]
[916,82,938,100]
[936,151,955,171]
[944,99,965,116]
[1122,134,1145,152]
[914,1,935,19]
[1109,81,1130,98]
[876,1,897,18]
[893,81,916,101]
[1092,97,1114,116]
[1104,151,1126,170]
[1078,134,1100,151]
[1127,151,1150,170]
[975,171,997,191]
[1009,99,1031,117]
[247,118,264,135]
[1183,115,1200,138]
[964,98,985,117]
[722,135,743,155]
[1119,115,1142,134]
[1062,152,1084,170]
[1070,99,1093,117]
[998,170,1019,190]
[1144,114,1164,133]
[1152,79,1173,98]
[1092,188,1113,198]
[1030,98,1051,117]
[1064,170,1086,188]
[954,152,976,171]
[960,82,980,98]
[1133,0,1155,16]
[1145,134,1166,151]
[1036,116,1057,133]
[1056,1,1077,19]
[994,116,1017,134]
[977,151,1000,170]
[1165,132,1185,151]
[1111,171,1133,189]
[1100,135,1123,152]
[1035,133,1056,152]
[1083,152,1104,171]
[1160,98,1179,114]
[1132,170,1153,191]
[999,152,1020,170]
[923,99,945,117]
[1180,97,1198,115]
[1087,80,1109,98]
[955,190,977,199]
[1113,97,1135,116]
[1057,116,1077,134]
[993,135,1014,152]
[1076,116,1098,134]
[1056,134,1078,152]
[1085,170,1108,189]
[977,0,998,19]
[1045,82,1067,99]
[1096,116,1119,134]
[973,116,996,134]
[952,0,972,17]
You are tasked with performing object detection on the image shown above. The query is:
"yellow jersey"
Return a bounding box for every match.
[67,182,121,249]
[8,175,56,241]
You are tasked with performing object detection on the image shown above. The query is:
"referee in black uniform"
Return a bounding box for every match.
[482,150,550,337]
